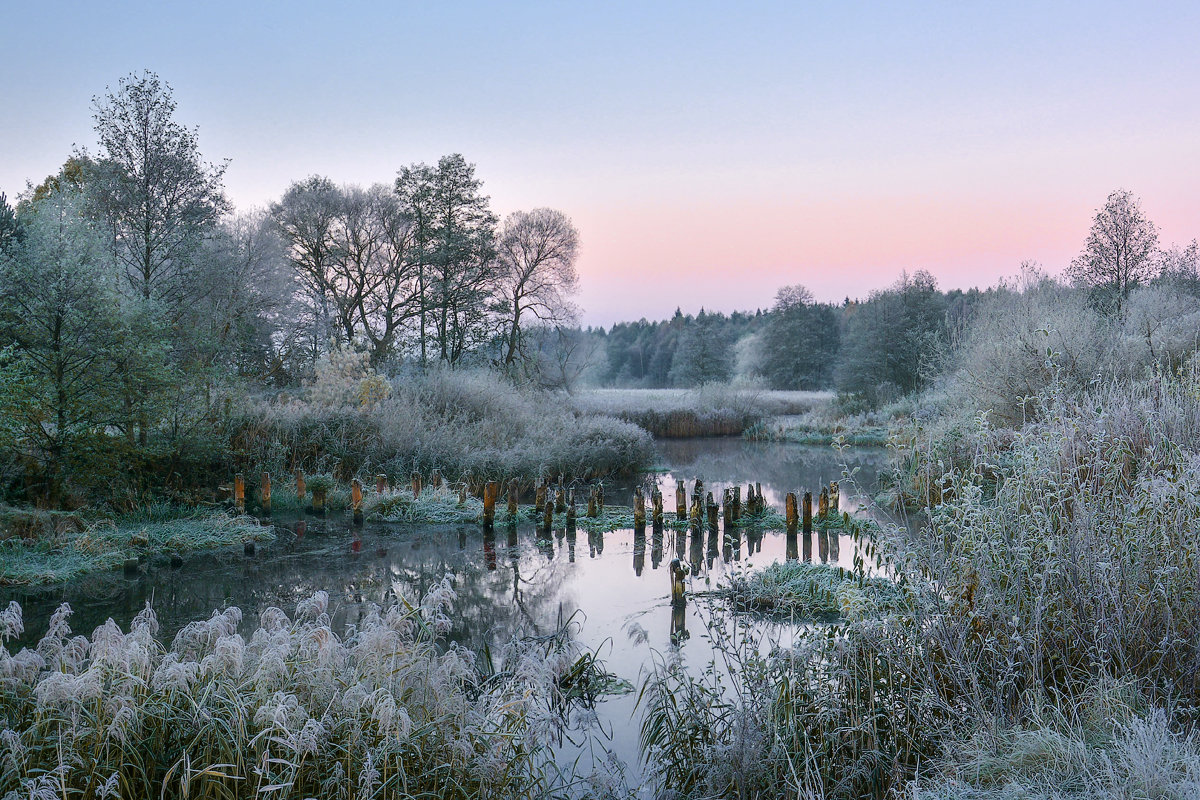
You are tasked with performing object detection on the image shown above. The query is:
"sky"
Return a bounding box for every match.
[2,1,1198,326]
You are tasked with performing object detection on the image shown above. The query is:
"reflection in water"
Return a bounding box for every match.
[1,440,888,780]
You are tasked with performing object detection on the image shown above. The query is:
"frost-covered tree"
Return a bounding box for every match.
[89,71,229,308]
[1069,189,1159,314]
[668,311,734,387]
[0,191,124,502]
[495,208,580,373]
[396,154,497,366]
[759,284,840,389]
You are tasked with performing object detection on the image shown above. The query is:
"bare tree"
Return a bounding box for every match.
[1069,189,1159,314]
[495,208,580,372]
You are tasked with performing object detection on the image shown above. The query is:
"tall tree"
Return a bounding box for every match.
[760,285,840,389]
[395,154,497,366]
[1068,189,1159,314]
[0,191,123,502]
[89,71,229,308]
[495,208,580,372]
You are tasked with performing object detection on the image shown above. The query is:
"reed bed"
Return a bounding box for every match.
[0,581,617,798]
[721,560,904,619]
[570,386,792,437]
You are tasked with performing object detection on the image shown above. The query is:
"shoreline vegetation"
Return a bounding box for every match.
[0,585,625,799]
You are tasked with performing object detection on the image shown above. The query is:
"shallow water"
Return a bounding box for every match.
[1,440,889,780]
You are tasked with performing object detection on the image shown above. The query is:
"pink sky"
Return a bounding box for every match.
[3,2,1198,327]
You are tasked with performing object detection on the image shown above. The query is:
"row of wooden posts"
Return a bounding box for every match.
[231,470,840,536]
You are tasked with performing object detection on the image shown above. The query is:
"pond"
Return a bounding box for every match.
[1,439,890,781]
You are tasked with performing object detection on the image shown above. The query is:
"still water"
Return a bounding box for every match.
[1,439,889,778]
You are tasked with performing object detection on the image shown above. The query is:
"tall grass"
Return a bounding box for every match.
[0,581,617,798]
[637,364,1200,798]
[233,369,653,483]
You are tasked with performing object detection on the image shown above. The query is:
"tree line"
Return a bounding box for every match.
[589,188,1198,407]
[0,71,581,503]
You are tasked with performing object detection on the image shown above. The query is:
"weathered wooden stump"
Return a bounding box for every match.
[483,481,498,527]
[652,489,664,527]
[312,486,326,515]
[555,481,566,514]
[351,479,364,526]
[542,496,553,532]
[431,469,442,490]
[675,479,686,520]
[706,491,718,530]
[295,470,306,504]
[670,557,689,607]
[819,487,829,520]
[535,480,547,513]
[803,491,813,534]
[732,486,742,522]
[785,492,798,534]
[722,488,733,531]
[411,472,423,500]
[587,487,598,518]
[567,488,576,525]
[830,481,840,514]
[507,478,519,518]
[634,489,646,528]
[376,474,388,494]
[233,473,245,513]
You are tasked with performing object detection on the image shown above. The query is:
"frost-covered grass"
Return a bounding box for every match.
[0,511,270,586]
[636,367,1200,799]
[234,368,653,484]
[722,559,903,619]
[0,582,620,798]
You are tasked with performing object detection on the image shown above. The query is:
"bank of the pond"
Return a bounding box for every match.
[0,511,271,586]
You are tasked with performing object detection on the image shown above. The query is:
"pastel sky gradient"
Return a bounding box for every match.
[3,1,1198,325]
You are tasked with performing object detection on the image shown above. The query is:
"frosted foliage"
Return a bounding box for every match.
[0,583,604,797]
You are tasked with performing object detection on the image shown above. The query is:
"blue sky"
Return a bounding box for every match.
[3,1,1198,323]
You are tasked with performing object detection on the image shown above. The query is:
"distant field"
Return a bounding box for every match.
[570,387,834,437]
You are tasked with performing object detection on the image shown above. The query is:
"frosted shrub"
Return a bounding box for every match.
[0,582,609,799]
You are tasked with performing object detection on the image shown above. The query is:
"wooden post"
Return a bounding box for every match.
[233,473,245,513]
[555,481,566,514]
[670,557,688,606]
[707,491,718,530]
[785,492,798,534]
[411,472,422,500]
[376,473,388,494]
[295,469,306,503]
[732,486,741,522]
[754,482,763,514]
[542,496,553,532]
[692,480,704,509]
[634,489,646,527]
[260,472,271,515]
[351,479,364,526]
[312,486,326,515]
[803,491,813,534]
[431,469,442,490]
[483,481,498,527]
[723,488,733,531]
[689,495,701,530]
[830,482,840,514]
[652,489,664,527]
[507,479,519,517]
[819,487,829,520]
[675,480,686,520]
[597,483,605,512]
[567,488,576,524]
[587,487,598,518]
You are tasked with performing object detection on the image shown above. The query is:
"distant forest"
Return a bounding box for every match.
[583,272,983,403]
